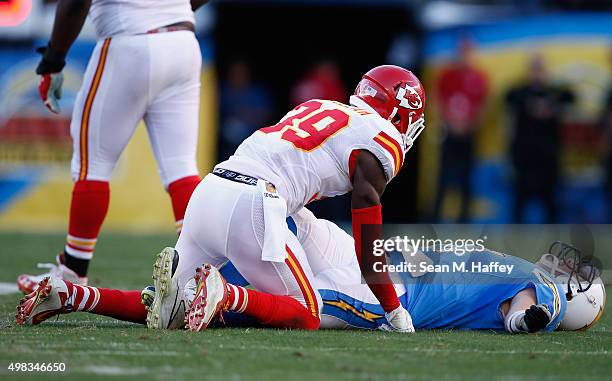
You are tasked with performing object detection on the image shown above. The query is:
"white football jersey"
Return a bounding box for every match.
[89,0,195,38]
[217,98,407,215]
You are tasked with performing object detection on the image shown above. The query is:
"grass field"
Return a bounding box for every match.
[1,231,611,380]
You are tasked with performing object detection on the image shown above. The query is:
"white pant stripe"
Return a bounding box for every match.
[237,288,248,313]
[87,287,100,311]
[69,287,77,308]
[229,284,239,311]
[78,287,90,311]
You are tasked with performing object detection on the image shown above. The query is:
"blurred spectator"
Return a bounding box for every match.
[219,60,273,160]
[290,60,346,106]
[505,54,575,223]
[434,37,489,222]
[600,47,612,222]
[386,34,419,70]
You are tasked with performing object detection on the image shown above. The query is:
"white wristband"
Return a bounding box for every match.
[504,310,527,333]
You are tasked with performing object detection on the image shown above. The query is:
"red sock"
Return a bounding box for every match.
[226,284,319,330]
[64,180,110,276]
[167,175,200,234]
[64,281,146,324]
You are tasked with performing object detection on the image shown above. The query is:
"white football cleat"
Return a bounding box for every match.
[146,247,187,330]
[185,264,228,331]
[380,305,415,333]
[16,276,70,325]
[17,255,87,294]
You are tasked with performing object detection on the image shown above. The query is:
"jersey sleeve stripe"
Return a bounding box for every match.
[534,269,562,321]
[78,37,111,181]
[373,132,402,176]
[543,276,561,321]
[378,131,404,169]
[285,245,319,318]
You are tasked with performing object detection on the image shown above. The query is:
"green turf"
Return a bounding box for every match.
[0,232,610,380]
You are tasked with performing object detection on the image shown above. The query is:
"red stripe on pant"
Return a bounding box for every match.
[285,246,319,318]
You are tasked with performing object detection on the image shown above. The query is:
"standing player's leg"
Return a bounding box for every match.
[143,31,202,235]
[17,37,149,293]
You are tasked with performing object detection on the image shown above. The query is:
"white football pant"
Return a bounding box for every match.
[175,174,322,317]
[70,31,201,186]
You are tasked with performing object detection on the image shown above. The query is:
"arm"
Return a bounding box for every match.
[351,150,386,209]
[350,151,399,312]
[191,0,210,11]
[46,0,91,58]
[36,0,91,114]
[503,288,552,333]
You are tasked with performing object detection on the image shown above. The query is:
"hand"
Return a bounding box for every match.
[380,305,415,333]
[520,304,552,333]
[38,72,64,114]
[35,45,66,114]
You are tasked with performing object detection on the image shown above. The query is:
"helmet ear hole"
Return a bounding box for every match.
[392,113,401,125]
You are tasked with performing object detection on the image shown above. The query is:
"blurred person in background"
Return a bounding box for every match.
[434,36,489,223]
[599,46,612,222]
[290,60,346,106]
[218,60,273,160]
[506,54,575,223]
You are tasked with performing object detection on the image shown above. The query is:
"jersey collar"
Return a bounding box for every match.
[349,95,379,115]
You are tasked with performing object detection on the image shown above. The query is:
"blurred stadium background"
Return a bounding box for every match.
[0,0,611,234]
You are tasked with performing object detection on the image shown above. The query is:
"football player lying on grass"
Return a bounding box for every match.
[293,211,606,333]
[16,207,605,333]
[206,210,606,333]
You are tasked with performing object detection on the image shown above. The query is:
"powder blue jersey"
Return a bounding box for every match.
[319,249,567,331]
[219,219,567,331]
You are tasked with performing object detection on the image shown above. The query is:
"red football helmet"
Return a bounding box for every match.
[351,65,426,151]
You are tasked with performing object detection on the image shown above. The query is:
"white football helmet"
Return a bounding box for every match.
[536,242,606,331]
[557,274,606,331]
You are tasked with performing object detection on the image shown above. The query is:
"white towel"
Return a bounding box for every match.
[258,180,289,262]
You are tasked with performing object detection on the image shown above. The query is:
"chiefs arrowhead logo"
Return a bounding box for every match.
[396,84,423,110]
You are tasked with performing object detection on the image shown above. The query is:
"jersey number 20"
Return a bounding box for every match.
[259,100,349,151]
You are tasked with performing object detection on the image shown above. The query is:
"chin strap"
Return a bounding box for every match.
[403,115,425,151]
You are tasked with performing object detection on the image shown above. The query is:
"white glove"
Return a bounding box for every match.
[38,72,64,114]
[379,305,415,333]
